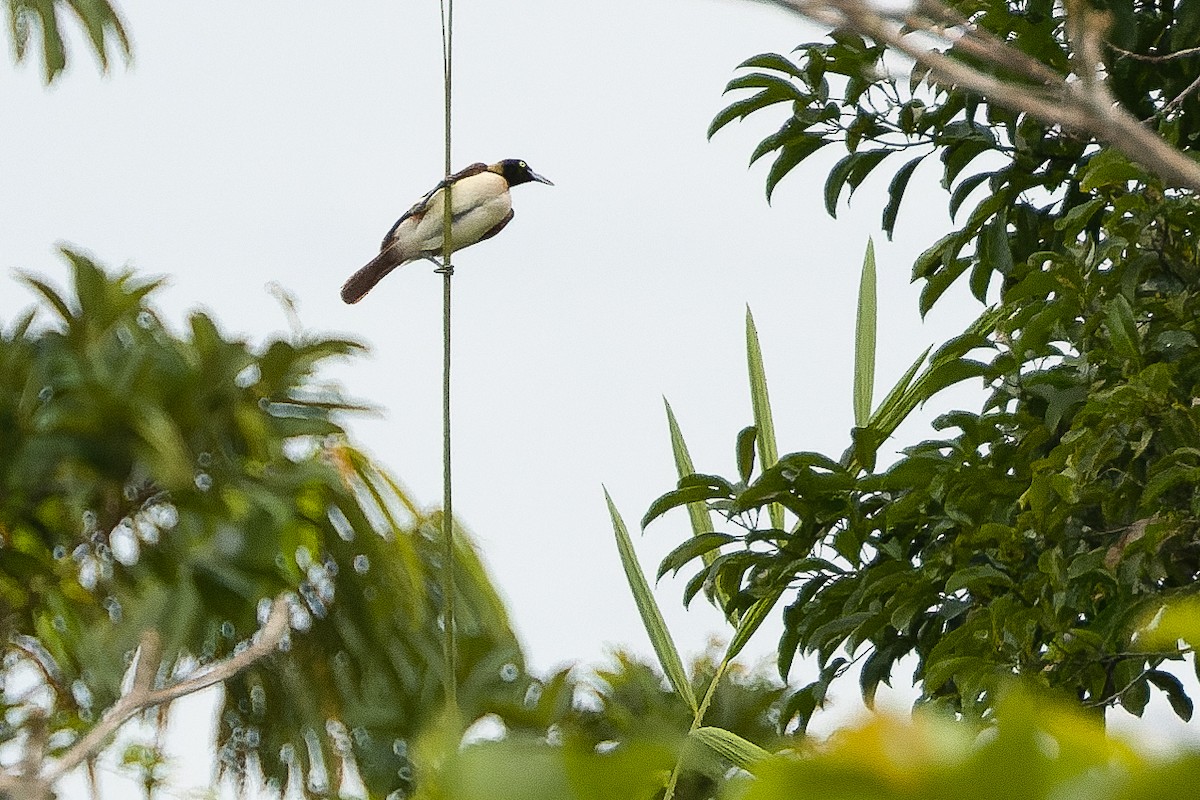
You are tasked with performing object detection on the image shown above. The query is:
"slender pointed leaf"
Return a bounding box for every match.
[765,139,830,202]
[735,425,758,483]
[1147,669,1194,721]
[605,488,698,714]
[864,346,930,431]
[735,52,805,79]
[1106,293,1141,365]
[725,589,784,662]
[642,481,730,530]
[824,153,858,217]
[882,156,924,238]
[18,273,74,322]
[664,399,717,546]
[746,308,783,531]
[690,727,771,769]
[853,240,877,428]
[657,533,737,580]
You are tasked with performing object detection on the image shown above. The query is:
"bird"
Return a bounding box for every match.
[340,158,553,303]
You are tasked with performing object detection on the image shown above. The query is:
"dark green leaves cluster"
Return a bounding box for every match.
[711,23,1093,316]
[654,0,1200,730]
[712,2,1200,315]
[0,252,526,797]
[6,0,129,82]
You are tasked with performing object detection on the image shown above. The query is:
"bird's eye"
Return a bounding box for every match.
[519,161,527,168]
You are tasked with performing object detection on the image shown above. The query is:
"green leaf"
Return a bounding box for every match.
[919,255,971,316]
[18,273,74,322]
[1120,676,1152,716]
[35,1,66,81]
[641,475,733,529]
[845,150,890,192]
[846,426,886,474]
[709,91,792,139]
[971,214,1011,302]
[948,171,992,220]
[1146,670,1194,722]
[945,564,1013,594]
[746,308,783,531]
[882,156,924,238]
[765,139,830,202]
[1105,294,1141,365]
[858,647,894,707]
[823,153,858,217]
[735,52,805,79]
[750,118,812,166]
[689,727,771,769]
[657,533,737,580]
[735,425,758,483]
[1054,196,1107,237]
[11,0,130,83]
[67,0,130,69]
[664,399,718,547]
[853,239,877,428]
[912,358,990,403]
[940,137,996,189]
[726,589,784,661]
[723,72,805,99]
[131,404,194,490]
[863,346,929,436]
[605,488,698,714]
[1079,148,1145,191]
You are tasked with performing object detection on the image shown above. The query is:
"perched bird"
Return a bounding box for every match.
[341,158,553,303]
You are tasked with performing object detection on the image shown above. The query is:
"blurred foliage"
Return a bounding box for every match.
[0,251,528,797]
[640,0,1200,732]
[736,686,1200,800]
[414,683,1200,800]
[424,649,787,800]
[5,0,129,82]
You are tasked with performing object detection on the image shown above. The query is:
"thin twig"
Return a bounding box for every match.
[759,0,1200,192]
[438,0,459,715]
[1108,41,1200,62]
[1164,72,1200,116]
[41,595,290,785]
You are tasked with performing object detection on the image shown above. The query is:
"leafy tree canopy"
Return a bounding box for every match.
[649,0,1200,730]
[0,252,527,796]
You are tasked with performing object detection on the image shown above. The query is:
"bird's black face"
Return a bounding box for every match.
[498,159,554,187]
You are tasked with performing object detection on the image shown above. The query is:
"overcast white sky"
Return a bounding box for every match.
[2,0,1195,794]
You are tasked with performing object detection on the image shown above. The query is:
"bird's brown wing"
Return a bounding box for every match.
[341,246,405,304]
[379,162,491,250]
[477,208,515,244]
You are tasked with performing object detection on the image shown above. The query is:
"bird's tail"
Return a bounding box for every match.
[341,245,408,304]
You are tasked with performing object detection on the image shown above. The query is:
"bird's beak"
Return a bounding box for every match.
[528,169,554,186]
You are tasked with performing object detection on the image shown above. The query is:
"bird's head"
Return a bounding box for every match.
[494,159,554,187]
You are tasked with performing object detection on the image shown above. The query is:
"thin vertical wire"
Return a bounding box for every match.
[438,0,457,712]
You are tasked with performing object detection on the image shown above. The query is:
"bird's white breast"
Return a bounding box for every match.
[411,171,512,255]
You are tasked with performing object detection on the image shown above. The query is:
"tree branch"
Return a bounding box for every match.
[1108,42,1200,63]
[0,594,291,799]
[757,0,1200,193]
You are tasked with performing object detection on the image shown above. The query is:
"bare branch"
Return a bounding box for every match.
[1109,42,1200,63]
[1165,73,1200,116]
[35,594,291,788]
[758,0,1200,193]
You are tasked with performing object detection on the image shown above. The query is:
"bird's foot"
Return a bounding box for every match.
[421,254,454,275]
